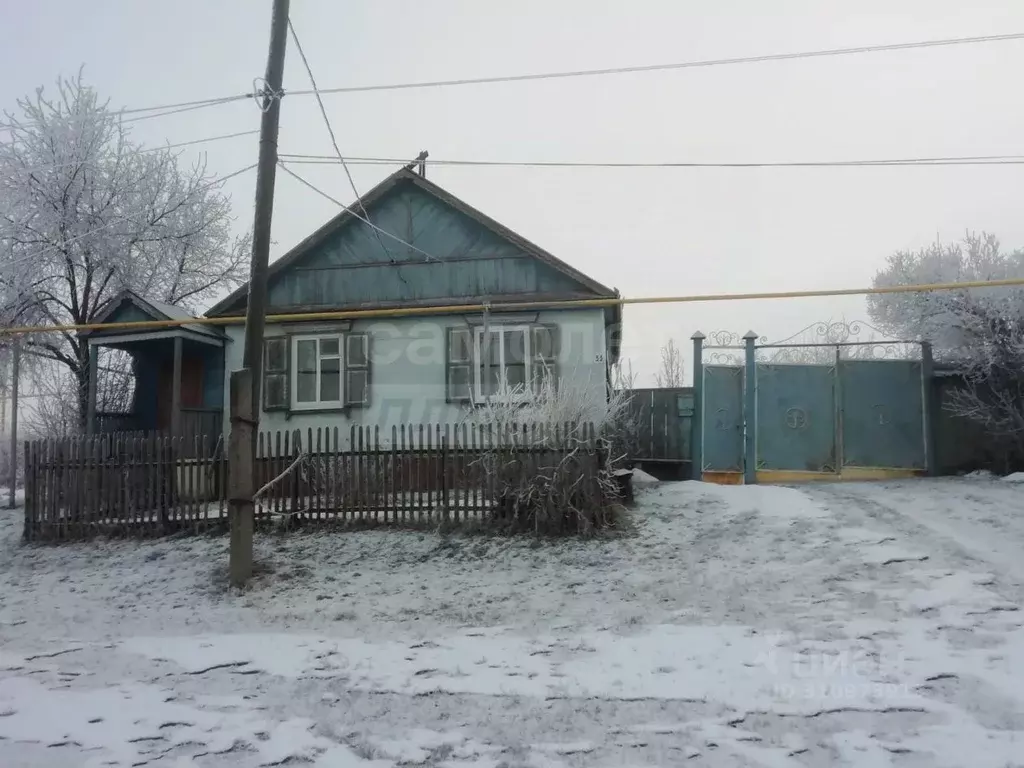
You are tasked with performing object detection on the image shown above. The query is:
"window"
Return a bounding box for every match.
[293,335,343,409]
[446,324,559,404]
[262,331,371,412]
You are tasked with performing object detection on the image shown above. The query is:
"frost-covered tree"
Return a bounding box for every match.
[867,232,1024,457]
[654,338,684,388]
[0,74,250,429]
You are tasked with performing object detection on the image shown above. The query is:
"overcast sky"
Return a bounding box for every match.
[3,0,1023,384]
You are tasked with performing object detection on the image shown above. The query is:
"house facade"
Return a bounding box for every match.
[85,166,621,443]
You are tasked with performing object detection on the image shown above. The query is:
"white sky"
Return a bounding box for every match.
[3,0,1023,384]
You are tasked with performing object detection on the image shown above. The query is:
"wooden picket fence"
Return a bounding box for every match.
[22,422,606,541]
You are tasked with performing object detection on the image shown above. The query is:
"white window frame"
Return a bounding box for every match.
[472,325,533,404]
[291,333,344,410]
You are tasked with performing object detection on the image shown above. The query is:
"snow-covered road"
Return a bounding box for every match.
[1,476,1022,767]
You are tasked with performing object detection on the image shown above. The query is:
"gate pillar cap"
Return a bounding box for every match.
[742,330,758,340]
[691,331,706,340]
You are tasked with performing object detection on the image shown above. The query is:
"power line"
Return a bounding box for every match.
[277,162,440,264]
[0,94,252,133]
[292,31,1024,97]
[1,163,258,272]
[4,130,260,179]
[278,153,1024,169]
[3,275,1024,338]
[286,17,404,267]
[4,29,1017,135]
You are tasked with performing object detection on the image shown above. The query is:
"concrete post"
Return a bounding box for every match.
[690,332,705,481]
[228,368,255,587]
[743,331,758,485]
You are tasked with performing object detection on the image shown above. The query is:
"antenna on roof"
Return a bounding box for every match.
[405,150,429,178]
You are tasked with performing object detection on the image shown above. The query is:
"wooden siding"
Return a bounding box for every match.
[266,184,592,311]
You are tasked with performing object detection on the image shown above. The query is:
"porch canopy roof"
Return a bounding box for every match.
[83,290,225,350]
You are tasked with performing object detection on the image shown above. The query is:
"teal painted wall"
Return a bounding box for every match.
[265,181,597,310]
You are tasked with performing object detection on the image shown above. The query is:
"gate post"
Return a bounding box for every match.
[690,332,705,481]
[920,341,937,476]
[743,331,758,484]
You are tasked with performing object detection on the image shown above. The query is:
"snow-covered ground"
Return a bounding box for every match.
[1,476,1023,767]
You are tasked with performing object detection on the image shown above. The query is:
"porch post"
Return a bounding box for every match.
[690,332,705,481]
[171,335,182,437]
[86,343,98,435]
[742,331,758,485]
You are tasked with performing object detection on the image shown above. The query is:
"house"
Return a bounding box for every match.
[84,165,622,444]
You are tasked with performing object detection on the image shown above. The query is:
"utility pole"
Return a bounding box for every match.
[8,341,19,509]
[229,0,290,587]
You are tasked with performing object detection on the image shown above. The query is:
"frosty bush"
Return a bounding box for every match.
[466,367,636,534]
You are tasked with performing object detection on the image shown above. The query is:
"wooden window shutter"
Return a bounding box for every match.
[263,337,289,411]
[446,327,472,403]
[344,332,370,407]
[531,323,560,395]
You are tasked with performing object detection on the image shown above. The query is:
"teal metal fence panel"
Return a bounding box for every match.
[702,365,744,472]
[756,363,837,472]
[839,359,925,469]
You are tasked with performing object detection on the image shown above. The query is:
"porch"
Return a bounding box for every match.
[83,291,226,457]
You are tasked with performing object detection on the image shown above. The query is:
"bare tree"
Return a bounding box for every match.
[654,338,684,388]
[0,73,250,431]
[868,232,1024,462]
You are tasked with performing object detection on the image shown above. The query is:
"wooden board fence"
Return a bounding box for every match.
[23,422,605,541]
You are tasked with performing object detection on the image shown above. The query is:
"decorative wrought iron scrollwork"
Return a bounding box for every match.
[704,330,768,349]
[706,350,744,365]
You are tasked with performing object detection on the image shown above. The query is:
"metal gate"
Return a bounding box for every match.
[757,363,837,472]
[701,365,744,473]
[699,357,928,480]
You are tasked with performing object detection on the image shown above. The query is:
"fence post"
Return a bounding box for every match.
[690,331,705,481]
[228,368,255,587]
[920,341,937,476]
[742,331,758,485]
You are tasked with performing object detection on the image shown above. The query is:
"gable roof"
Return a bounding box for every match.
[206,167,616,317]
[86,290,223,339]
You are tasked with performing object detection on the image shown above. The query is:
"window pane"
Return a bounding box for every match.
[505,362,526,392]
[532,326,555,360]
[296,371,316,402]
[482,364,501,396]
[450,328,472,363]
[346,334,367,367]
[296,339,317,372]
[506,329,528,364]
[321,357,340,373]
[347,370,367,404]
[321,370,341,402]
[264,373,286,407]
[481,330,501,365]
[319,337,340,357]
[265,338,286,372]
[448,364,470,400]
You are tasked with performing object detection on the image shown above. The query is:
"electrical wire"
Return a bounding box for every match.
[4,130,260,179]
[277,162,441,264]
[286,17,408,265]
[0,163,257,272]
[293,31,1024,96]
[4,29,1019,134]
[0,94,252,132]
[278,153,1024,169]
